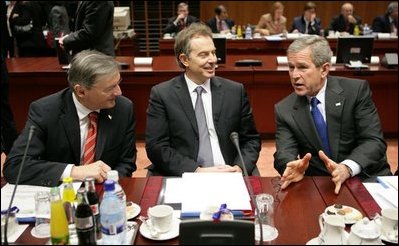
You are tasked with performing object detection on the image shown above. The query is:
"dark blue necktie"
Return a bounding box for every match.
[310,97,331,156]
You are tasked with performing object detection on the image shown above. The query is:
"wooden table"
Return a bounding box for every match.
[7,176,380,245]
[6,55,397,138]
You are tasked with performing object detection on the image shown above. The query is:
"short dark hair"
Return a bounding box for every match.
[304,2,316,11]
[215,6,222,15]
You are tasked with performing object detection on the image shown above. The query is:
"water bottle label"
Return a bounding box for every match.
[90,204,99,215]
[101,223,124,235]
[75,217,94,229]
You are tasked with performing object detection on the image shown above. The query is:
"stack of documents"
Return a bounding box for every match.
[364,176,398,209]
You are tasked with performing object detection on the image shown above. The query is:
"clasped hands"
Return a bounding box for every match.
[71,160,111,183]
[281,151,351,194]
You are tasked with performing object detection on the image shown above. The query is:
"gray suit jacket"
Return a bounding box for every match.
[145,74,261,176]
[274,76,391,181]
[4,88,137,186]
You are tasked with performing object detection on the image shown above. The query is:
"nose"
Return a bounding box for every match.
[291,68,301,79]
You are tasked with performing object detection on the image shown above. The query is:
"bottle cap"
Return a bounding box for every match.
[107,170,119,182]
[63,176,73,183]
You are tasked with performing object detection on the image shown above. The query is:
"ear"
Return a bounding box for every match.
[320,62,330,79]
[74,84,86,98]
[179,53,189,67]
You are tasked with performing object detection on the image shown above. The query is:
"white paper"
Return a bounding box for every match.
[377,176,398,190]
[1,224,29,243]
[1,182,82,218]
[181,173,251,213]
[265,34,284,41]
[364,178,398,209]
[276,56,288,65]
[163,178,184,203]
[134,57,153,65]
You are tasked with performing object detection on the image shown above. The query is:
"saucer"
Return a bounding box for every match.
[139,218,180,241]
[381,233,398,245]
[324,204,363,224]
[126,202,141,220]
[306,231,349,245]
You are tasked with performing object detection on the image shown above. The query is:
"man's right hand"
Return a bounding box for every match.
[280,153,312,189]
[71,160,111,183]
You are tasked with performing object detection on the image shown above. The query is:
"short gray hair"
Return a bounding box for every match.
[287,35,332,67]
[174,23,213,69]
[68,50,119,89]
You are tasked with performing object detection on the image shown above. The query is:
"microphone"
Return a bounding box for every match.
[230,132,264,244]
[3,125,35,245]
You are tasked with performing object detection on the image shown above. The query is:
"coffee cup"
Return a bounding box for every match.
[318,214,347,245]
[148,205,173,233]
[379,208,398,242]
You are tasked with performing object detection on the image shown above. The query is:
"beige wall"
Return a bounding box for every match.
[200,1,391,30]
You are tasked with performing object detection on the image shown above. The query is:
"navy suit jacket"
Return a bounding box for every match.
[145,74,261,176]
[290,16,321,35]
[4,88,137,186]
[372,15,397,33]
[274,76,391,181]
[206,17,235,33]
[63,1,115,56]
[163,15,199,34]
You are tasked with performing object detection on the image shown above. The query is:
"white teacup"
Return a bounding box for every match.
[318,214,347,245]
[148,205,173,233]
[380,208,398,242]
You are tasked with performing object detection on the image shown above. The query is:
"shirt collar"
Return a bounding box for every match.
[307,78,328,105]
[184,73,211,94]
[72,92,98,120]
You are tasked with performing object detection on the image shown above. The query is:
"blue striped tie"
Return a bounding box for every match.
[310,97,331,156]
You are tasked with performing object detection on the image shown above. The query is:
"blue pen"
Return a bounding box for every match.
[377,177,389,189]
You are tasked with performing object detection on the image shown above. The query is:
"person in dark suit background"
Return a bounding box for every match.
[59,1,115,57]
[372,2,398,34]
[146,23,261,176]
[290,1,321,35]
[4,50,137,186]
[274,36,391,194]
[327,2,361,35]
[163,2,199,35]
[206,5,235,34]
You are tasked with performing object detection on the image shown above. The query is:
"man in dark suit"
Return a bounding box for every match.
[4,50,137,186]
[146,23,261,176]
[206,5,235,34]
[372,2,398,34]
[163,2,199,35]
[328,2,361,35]
[290,2,321,35]
[60,1,114,57]
[274,36,391,194]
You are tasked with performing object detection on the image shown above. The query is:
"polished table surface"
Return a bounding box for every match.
[8,176,380,245]
[159,37,399,56]
[6,55,397,138]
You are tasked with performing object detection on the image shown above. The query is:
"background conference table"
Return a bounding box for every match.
[6,55,398,138]
[8,176,380,245]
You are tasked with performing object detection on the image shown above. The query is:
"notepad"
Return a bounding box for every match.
[133,57,153,66]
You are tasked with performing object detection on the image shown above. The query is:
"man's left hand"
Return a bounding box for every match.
[319,150,351,195]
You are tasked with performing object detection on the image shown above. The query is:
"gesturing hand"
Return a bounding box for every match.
[281,153,312,189]
[319,150,351,195]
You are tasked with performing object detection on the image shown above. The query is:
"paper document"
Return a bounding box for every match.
[364,176,398,209]
[180,173,251,214]
[163,178,184,203]
[1,182,82,218]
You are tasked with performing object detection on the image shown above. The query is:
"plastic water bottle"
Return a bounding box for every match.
[245,24,252,39]
[363,24,371,35]
[107,170,127,222]
[100,180,126,245]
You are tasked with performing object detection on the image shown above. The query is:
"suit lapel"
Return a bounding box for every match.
[174,75,199,135]
[96,109,112,160]
[60,91,81,163]
[325,77,345,160]
[211,77,224,127]
[292,96,323,151]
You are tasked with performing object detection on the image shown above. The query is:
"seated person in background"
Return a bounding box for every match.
[372,2,397,34]
[254,1,287,36]
[163,2,199,35]
[4,50,137,186]
[327,2,361,35]
[206,5,235,34]
[274,36,392,194]
[146,23,261,176]
[291,1,321,35]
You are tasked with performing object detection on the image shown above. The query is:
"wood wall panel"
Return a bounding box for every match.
[200,1,390,31]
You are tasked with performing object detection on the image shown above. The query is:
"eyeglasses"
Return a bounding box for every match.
[271,176,282,204]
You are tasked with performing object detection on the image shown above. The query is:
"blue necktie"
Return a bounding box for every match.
[194,86,213,167]
[310,97,331,156]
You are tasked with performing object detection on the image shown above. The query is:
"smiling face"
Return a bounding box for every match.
[287,47,329,97]
[179,35,217,84]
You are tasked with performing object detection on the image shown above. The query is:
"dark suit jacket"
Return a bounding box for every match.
[145,74,261,176]
[206,17,235,33]
[63,1,115,56]
[4,88,137,186]
[163,15,199,34]
[372,15,397,33]
[274,76,391,181]
[328,14,362,34]
[290,16,321,35]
